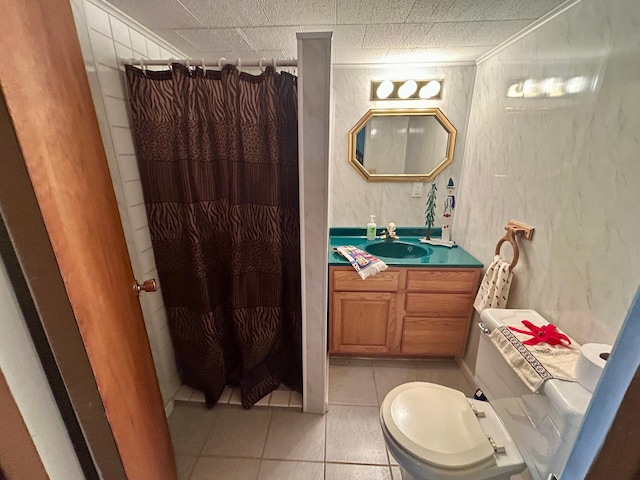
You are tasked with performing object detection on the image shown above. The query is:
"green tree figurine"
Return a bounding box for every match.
[425,181,437,239]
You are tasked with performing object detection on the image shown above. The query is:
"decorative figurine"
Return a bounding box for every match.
[424,181,437,240]
[442,178,455,243]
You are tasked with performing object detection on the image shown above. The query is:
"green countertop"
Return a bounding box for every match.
[329,227,483,268]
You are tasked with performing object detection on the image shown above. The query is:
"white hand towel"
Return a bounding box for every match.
[473,255,513,312]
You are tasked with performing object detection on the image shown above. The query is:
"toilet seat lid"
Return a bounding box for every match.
[381,382,495,469]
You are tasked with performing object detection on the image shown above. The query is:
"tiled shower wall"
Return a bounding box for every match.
[69,0,184,409]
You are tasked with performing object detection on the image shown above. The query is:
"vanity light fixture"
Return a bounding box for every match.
[376,80,394,99]
[370,79,443,100]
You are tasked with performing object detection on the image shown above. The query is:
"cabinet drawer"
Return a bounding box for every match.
[401,317,468,356]
[332,268,400,292]
[405,293,472,316]
[406,269,480,293]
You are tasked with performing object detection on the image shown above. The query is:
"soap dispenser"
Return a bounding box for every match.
[366,215,377,240]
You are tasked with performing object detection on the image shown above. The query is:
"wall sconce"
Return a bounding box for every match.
[371,79,443,100]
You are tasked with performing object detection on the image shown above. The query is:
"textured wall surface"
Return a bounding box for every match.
[331,64,475,227]
[456,0,640,369]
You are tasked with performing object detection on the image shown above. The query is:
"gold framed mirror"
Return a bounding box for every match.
[348,108,457,182]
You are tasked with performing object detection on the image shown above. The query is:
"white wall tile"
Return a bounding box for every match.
[127,203,147,229]
[117,154,141,181]
[123,180,145,207]
[98,65,128,99]
[89,29,118,68]
[114,42,134,70]
[111,127,136,155]
[138,247,157,278]
[109,16,131,47]
[104,97,131,127]
[84,1,112,37]
[145,38,162,58]
[130,28,148,56]
[133,226,153,253]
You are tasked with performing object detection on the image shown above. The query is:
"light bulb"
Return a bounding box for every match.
[376,80,393,99]
[419,80,441,99]
[398,80,417,99]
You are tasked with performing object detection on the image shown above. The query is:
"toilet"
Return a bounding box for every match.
[380,309,593,480]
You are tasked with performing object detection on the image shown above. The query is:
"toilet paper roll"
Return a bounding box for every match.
[574,343,612,393]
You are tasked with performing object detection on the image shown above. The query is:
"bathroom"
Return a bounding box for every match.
[0,0,638,479]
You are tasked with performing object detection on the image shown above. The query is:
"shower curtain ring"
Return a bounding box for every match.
[140,58,146,75]
[218,57,226,69]
[201,58,206,76]
[272,58,277,68]
[237,57,241,69]
[259,58,266,72]
[167,57,174,71]
[186,58,192,75]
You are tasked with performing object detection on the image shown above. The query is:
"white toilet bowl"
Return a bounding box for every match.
[380,382,526,480]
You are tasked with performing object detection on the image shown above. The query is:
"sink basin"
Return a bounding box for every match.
[365,241,430,259]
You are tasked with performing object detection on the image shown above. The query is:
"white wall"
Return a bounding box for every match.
[0,259,85,480]
[456,0,640,369]
[70,0,184,409]
[331,64,475,227]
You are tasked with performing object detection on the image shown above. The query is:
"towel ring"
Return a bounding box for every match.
[495,227,520,270]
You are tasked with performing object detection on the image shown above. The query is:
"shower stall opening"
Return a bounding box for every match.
[126,62,302,409]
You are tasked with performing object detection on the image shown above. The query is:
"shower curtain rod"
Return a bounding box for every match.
[127,57,297,69]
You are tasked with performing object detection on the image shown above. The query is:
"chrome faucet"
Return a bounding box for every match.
[380,222,399,242]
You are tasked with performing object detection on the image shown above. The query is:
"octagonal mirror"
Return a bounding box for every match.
[348,108,457,182]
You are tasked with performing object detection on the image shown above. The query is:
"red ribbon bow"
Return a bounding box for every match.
[508,320,571,346]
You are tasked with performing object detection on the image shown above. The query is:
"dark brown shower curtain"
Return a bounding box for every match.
[125,63,301,408]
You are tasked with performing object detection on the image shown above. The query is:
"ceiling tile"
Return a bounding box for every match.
[362,24,434,49]
[299,25,366,49]
[386,46,492,63]
[259,0,336,26]
[154,30,201,56]
[420,20,531,47]
[181,0,270,28]
[107,0,204,29]
[337,0,416,24]
[238,26,301,52]
[175,28,253,52]
[409,0,565,22]
[333,48,389,64]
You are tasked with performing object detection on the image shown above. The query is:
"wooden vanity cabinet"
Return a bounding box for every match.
[329,266,481,357]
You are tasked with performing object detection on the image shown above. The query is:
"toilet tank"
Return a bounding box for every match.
[474,309,592,480]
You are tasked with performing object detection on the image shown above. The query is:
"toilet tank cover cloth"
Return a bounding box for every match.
[381,382,495,469]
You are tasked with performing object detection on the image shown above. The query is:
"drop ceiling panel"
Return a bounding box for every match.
[238,26,301,52]
[362,23,434,49]
[385,46,493,63]
[408,0,566,22]
[181,0,269,28]
[334,48,389,64]
[421,20,532,48]
[176,28,253,52]
[299,25,366,50]
[110,0,565,64]
[337,0,417,24]
[106,0,204,29]
[259,0,337,26]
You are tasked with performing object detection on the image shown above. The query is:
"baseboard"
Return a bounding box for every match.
[163,399,174,418]
[456,357,476,390]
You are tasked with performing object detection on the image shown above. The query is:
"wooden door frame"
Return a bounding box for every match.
[0,85,127,479]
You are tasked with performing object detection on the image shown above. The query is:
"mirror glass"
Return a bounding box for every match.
[348,108,457,182]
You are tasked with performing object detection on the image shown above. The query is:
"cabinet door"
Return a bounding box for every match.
[331,292,396,354]
[401,317,469,356]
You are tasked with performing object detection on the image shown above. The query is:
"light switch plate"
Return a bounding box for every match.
[411,182,423,197]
